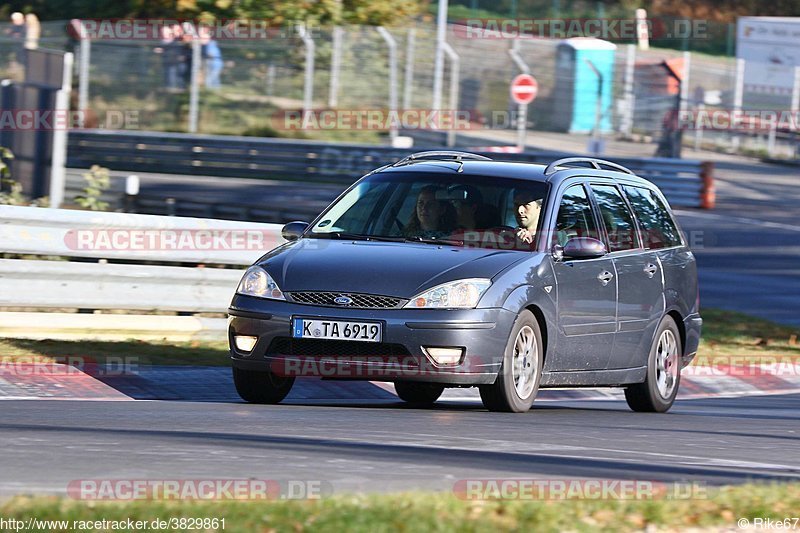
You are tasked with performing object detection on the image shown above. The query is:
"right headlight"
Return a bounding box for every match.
[404,278,491,309]
[236,266,285,300]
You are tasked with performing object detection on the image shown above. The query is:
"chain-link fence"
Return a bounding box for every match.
[1,20,798,158]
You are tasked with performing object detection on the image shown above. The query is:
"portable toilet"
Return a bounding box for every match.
[552,38,616,133]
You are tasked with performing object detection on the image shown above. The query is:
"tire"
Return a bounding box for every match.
[479,310,543,413]
[232,366,295,404]
[394,381,444,406]
[625,315,682,413]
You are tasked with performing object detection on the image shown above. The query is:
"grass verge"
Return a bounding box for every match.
[2,482,800,532]
[695,308,800,364]
[0,338,229,367]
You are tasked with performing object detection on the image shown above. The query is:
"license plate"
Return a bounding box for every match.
[292,318,382,343]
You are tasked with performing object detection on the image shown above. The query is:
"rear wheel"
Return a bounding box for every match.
[232,367,295,404]
[479,310,543,413]
[625,315,682,413]
[394,381,444,406]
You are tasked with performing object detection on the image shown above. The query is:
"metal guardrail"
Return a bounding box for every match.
[0,206,284,339]
[67,130,714,208]
[0,204,282,265]
[67,129,413,183]
[0,259,241,313]
[63,169,339,223]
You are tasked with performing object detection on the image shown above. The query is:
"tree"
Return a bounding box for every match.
[0,0,425,25]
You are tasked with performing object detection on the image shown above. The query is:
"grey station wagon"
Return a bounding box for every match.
[228,152,702,413]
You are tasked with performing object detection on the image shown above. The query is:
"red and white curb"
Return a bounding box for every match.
[375,363,800,402]
[0,363,131,401]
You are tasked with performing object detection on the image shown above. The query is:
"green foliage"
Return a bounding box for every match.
[2,0,424,26]
[0,147,17,205]
[0,180,27,206]
[0,146,12,179]
[3,482,800,532]
[0,147,42,206]
[74,165,111,211]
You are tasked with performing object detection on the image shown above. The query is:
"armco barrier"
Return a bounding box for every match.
[67,130,714,208]
[0,205,283,340]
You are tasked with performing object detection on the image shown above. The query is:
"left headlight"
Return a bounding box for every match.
[236,266,285,300]
[404,278,491,309]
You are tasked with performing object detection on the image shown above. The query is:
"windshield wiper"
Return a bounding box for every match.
[323,232,407,242]
[314,232,463,246]
[405,236,465,246]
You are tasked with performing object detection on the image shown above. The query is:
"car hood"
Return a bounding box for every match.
[257,238,529,298]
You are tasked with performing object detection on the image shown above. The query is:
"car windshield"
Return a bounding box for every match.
[308,171,549,250]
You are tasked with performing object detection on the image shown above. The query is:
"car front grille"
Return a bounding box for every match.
[267,337,412,359]
[287,292,405,309]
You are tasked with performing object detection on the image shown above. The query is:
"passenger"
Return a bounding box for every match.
[514,190,543,245]
[404,185,456,238]
[449,184,484,230]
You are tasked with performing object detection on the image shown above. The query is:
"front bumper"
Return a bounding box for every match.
[227,294,516,385]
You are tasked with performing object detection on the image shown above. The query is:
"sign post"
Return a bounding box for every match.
[510,74,538,152]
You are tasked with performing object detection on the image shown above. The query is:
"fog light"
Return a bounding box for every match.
[234,335,258,353]
[422,347,464,365]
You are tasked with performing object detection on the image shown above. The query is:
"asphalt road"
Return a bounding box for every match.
[674,161,800,325]
[2,393,799,496]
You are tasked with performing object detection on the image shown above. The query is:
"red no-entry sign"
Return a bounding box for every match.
[510,74,538,105]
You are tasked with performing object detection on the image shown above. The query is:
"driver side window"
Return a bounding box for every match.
[553,185,600,246]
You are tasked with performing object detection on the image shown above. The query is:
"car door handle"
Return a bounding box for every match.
[597,271,614,285]
[644,263,658,278]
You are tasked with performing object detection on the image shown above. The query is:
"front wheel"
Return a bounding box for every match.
[232,367,295,404]
[479,310,543,413]
[394,381,444,406]
[625,315,682,413]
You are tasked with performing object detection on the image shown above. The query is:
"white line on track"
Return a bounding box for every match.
[673,209,800,232]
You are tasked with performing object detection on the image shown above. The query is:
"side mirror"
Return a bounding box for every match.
[281,221,309,241]
[559,237,607,260]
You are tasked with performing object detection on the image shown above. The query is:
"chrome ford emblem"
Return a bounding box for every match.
[333,295,353,306]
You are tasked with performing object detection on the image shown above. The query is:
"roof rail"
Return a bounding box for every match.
[544,157,635,176]
[392,150,492,169]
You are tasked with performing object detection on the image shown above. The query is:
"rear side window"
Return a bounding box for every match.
[553,185,600,246]
[590,184,638,252]
[623,186,683,249]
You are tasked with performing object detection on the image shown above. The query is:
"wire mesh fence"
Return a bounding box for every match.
[0,20,798,158]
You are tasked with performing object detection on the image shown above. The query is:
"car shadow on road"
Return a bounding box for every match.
[93,366,633,410]
[94,366,400,403]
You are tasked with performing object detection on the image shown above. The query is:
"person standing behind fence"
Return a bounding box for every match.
[178,28,194,90]
[154,25,178,90]
[8,12,26,65]
[166,24,186,90]
[200,26,223,89]
[24,13,40,50]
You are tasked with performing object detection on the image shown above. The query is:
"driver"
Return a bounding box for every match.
[514,190,543,245]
